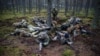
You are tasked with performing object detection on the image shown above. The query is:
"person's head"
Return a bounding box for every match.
[53,8,56,11]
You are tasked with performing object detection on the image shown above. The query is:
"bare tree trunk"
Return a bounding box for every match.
[56,0,60,12]
[47,0,52,27]
[92,0,100,29]
[29,0,32,14]
[0,0,3,14]
[85,0,90,17]
[22,0,26,15]
[72,0,76,16]
[65,0,68,16]
[12,0,15,15]
[77,0,83,15]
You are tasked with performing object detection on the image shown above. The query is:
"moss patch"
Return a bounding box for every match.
[62,49,74,56]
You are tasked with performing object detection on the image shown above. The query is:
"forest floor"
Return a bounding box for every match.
[0,17,100,56]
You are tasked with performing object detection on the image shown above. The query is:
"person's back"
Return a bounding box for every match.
[38,31,50,45]
[37,31,50,51]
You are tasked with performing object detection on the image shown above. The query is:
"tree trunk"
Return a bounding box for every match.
[47,0,52,27]
[56,0,60,12]
[92,0,100,29]
[65,0,68,16]
[29,0,32,14]
[85,0,90,17]
[72,0,76,16]
[22,0,26,15]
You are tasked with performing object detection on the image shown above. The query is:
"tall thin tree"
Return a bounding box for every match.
[47,0,52,27]
[65,0,68,16]
[29,0,32,14]
[92,0,100,28]
[85,0,90,17]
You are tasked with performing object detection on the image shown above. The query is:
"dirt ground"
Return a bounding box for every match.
[0,34,98,56]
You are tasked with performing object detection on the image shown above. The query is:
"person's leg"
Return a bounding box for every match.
[53,36,58,41]
[39,42,43,51]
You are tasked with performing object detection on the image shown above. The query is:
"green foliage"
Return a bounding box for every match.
[32,54,35,56]
[5,47,20,56]
[0,46,5,56]
[62,49,74,56]
[0,46,20,56]
[0,9,94,20]
[0,26,13,38]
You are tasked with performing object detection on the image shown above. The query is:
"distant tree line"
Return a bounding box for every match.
[0,0,99,28]
[0,0,93,17]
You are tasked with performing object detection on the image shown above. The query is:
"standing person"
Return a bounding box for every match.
[52,8,58,20]
[51,8,59,27]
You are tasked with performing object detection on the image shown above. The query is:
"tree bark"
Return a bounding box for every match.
[92,0,100,29]
[47,0,52,27]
